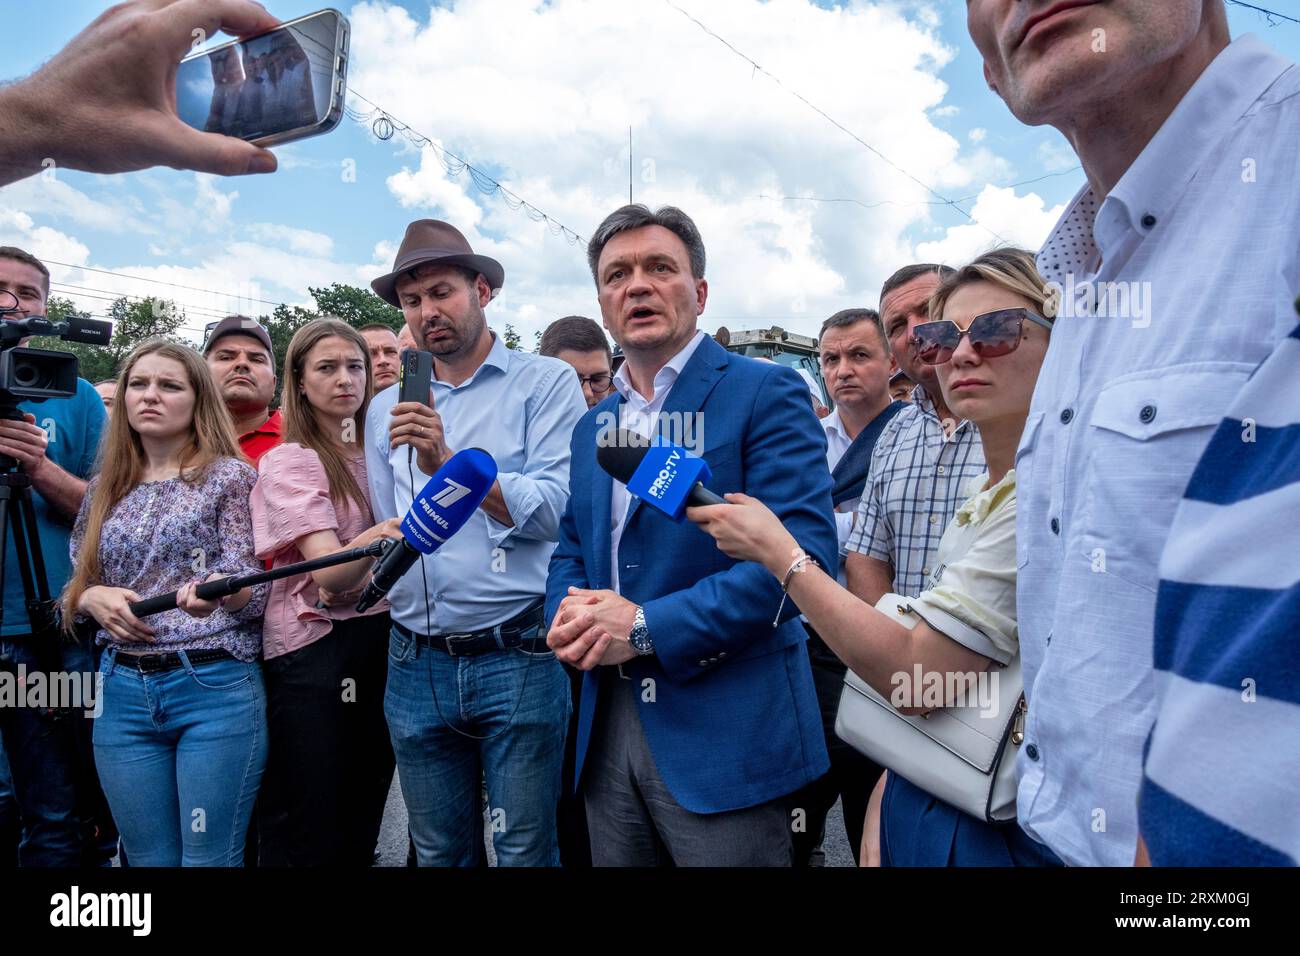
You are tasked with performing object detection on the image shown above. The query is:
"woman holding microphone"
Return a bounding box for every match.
[250,318,402,866]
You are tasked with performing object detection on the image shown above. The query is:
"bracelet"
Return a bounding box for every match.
[773,550,819,627]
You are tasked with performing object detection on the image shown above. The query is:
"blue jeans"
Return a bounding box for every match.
[385,626,569,867]
[94,649,267,867]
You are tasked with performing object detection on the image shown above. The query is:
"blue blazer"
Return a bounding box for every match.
[546,336,837,814]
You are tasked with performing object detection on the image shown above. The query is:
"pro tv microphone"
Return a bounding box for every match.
[355,447,498,612]
[596,429,727,522]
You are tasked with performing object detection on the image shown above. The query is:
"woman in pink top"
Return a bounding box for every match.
[249,319,402,866]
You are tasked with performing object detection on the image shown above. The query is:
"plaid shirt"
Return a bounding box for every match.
[845,385,985,597]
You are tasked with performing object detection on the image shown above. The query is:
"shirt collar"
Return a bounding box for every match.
[1100,35,1292,254]
[824,407,851,441]
[955,468,1016,527]
[252,409,281,436]
[612,329,708,403]
[910,383,946,421]
[432,332,510,391]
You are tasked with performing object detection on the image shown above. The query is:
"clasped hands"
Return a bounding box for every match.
[546,588,639,670]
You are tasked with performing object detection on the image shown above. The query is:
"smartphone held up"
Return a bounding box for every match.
[175,8,349,148]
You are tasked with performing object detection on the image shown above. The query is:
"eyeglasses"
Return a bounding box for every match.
[576,372,613,393]
[912,308,1053,366]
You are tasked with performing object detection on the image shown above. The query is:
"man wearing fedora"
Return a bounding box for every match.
[365,219,587,866]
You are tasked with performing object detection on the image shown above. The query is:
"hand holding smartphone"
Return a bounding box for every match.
[176,8,350,148]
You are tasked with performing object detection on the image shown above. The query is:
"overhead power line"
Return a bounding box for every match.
[661,0,1010,244]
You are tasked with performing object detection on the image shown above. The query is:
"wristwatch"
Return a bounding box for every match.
[628,605,654,656]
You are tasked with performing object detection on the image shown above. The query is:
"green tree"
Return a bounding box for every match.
[309,283,403,330]
[30,295,186,384]
[257,302,320,406]
[502,323,521,350]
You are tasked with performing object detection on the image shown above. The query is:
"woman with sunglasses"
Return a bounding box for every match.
[688,248,1057,866]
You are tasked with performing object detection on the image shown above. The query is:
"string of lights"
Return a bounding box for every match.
[344,88,588,246]
[1226,1,1300,26]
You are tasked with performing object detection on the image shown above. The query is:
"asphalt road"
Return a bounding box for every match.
[376,777,856,867]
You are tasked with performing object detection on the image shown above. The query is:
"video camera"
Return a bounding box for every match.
[0,289,112,412]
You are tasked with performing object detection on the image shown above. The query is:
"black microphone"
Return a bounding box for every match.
[596,429,727,515]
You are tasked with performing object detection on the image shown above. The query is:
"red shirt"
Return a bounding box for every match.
[240,409,283,466]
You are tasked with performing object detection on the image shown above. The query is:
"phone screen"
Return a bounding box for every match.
[176,11,342,142]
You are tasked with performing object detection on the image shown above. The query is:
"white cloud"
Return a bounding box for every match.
[1037,138,1080,173]
[193,174,239,232]
[246,223,336,257]
[3,1,1062,350]
[385,146,485,229]
[0,208,91,272]
[914,185,1066,266]
[0,176,154,234]
[345,0,1016,341]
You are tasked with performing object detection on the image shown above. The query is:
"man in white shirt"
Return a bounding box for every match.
[793,308,902,866]
[966,0,1300,865]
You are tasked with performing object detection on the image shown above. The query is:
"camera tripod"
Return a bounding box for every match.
[0,402,60,644]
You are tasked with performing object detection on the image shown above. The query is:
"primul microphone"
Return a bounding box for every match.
[355,447,498,612]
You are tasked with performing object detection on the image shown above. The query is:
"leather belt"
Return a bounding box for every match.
[393,601,548,657]
[113,648,237,673]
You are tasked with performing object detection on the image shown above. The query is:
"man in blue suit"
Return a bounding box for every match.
[545,204,837,866]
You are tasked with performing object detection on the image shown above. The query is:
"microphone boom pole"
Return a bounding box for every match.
[127,538,399,618]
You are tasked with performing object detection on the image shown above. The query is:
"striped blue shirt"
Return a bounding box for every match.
[1141,323,1300,867]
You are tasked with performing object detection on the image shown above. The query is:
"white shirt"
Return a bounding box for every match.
[609,331,708,595]
[822,407,856,554]
[1015,34,1300,867]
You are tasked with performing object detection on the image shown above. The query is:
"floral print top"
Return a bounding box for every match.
[70,457,268,661]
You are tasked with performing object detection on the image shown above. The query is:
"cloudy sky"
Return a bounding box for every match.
[3,0,1298,345]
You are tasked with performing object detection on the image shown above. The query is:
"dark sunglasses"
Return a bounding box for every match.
[912,308,1053,366]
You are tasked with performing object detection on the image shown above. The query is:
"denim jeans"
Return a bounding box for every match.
[94,648,267,867]
[385,625,569,867]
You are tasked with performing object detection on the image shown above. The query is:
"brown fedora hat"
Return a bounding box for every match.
[371,219,505,307]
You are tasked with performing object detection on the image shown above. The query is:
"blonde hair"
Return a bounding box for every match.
[62,339,242,631]
[928,247,1054,325]
[280,318,372,514]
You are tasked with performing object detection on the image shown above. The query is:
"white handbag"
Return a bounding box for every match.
[833,593,1025,823]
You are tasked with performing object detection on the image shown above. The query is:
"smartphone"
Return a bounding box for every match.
[399,349,433,406]
[175,9,349,148]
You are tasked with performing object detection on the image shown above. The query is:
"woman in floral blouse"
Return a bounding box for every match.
[63,339,267,867]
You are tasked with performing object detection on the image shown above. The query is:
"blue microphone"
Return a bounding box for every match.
[355,448,498,612]
[597,429,726,522]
